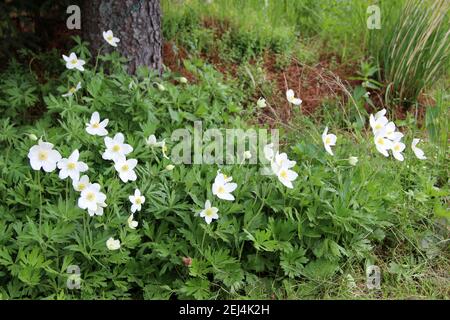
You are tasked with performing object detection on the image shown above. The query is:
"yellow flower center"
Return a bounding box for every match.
[325,137,331,144]
[67,162,76,170]
[394,145,401,151]
[107,35,113,41]
[377,137,384,145]
[205,208,214,217]
[92,122,100,129]
[218,186,225,194]
[375,124,383,130]
[86,192,95,201]
[121,164,129,172]
[69,87,76,93]
[280,170,288,179]
[135,198,142,204]
[71,59,77,65]
[112,145,121,152]
[38,151,48,161]
[78,183,86,191]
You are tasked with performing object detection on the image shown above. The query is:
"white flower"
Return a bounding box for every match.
[102,133,133,163]
[369,113,388,135]
[374,108,387,120]
[73,175,91,192]
[78,183,107,212]
[28,139,62,172]
[165,164,175,171]
[129,189,145,213]
[87,202,107,217]
[270,152,298,189]
[391,140,406,161]
[216,169,233,183]
[114,158,138,183]
[271,152,296,173]
[322,127,337,156]
[212,172,237,201]
[411,139,427,160]
[178,77,188,84]
[257,97,267,108]
[146,134,165,147]
[57,149,88,181]
[243,151,252,159]
[127,214,138,229]
[286,89,302,105]
[62,52,85,71]
[383,121,403,141]
[86,112,108,137]
[199,200,219,224]
[263,143,275,162]
[374,134,393,157]
[62,82,82,97]
[157,83,166,91]
[106,237,121,250]
[102,30,120,47]
[275,166,298,189]
[348,156,359,166]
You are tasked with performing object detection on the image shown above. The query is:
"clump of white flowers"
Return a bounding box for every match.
[370,109,406,161]
[100,131,138,183]
[264,144,298,189]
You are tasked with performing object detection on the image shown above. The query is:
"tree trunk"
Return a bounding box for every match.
[82,0,163,74]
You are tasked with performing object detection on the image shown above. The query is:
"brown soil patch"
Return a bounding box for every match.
[162,41,197,83]
[255,52,360,127]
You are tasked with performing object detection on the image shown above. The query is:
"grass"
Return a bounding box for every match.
[369,0,450,106]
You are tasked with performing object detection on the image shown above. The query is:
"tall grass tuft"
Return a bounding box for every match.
[369,0,450,106]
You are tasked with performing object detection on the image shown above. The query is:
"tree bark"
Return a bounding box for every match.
[82,0,163,74]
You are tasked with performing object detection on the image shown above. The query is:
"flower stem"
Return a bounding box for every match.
[37,170,43,236]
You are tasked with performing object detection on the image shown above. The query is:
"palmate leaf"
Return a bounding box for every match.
[178,278,211,300]
[280,246,309,278]
[303,258,339,280]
